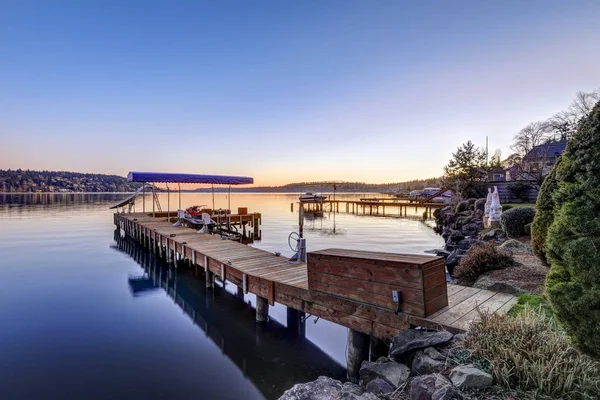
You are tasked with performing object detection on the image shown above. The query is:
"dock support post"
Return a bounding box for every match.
[346,328,370,383]
[206,271,214,289]
[237,286,244,300]
[256,296,269,322]
[286,308,305,337]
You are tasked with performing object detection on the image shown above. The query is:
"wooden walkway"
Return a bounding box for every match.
[303,199,446,218]
[115,213,516,336]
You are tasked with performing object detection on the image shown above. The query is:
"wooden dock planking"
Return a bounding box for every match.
[115,213,516,337]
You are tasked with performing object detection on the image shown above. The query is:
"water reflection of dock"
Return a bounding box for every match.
[113,232,346,399]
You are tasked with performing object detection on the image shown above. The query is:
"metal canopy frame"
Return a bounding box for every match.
[126,171,254,222]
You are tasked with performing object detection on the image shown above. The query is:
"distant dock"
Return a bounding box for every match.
[301,198,446,218]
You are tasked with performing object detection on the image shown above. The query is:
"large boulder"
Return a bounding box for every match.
[279,377,378,400]
[449,364,493,389]
[279,376,341,400]
[409,373,461,400]
[341,382,379,400]
[445,251,463,276]
[461,222,479,237]
[364,379,394,395]
[448,230,465,244]
[411,347,446,375]
[359,359,410,388]
[389,330,453,362]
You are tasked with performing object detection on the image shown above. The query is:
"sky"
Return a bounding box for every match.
[1,1,599,186]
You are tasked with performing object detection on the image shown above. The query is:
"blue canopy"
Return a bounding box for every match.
[127,172,253,185]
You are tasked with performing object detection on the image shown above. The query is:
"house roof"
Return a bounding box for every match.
[524,141,567,160]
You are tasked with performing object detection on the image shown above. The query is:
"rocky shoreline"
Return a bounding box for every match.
[280,329,493,400]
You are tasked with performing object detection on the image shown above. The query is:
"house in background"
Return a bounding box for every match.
[487,166,507,182]
[505,141,568,182]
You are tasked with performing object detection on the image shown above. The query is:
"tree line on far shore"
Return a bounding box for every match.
[0,169,140,193]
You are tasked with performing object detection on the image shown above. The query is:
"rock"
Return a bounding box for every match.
[409,373,461,400]
[340,382,379,400]
[341,382,363,396]
[441,227,451,240]
[365,379,394,395]
[389,330,453,362]
[423,346,446,361]
[473,273,525,295]
[448,230,465,244]
[480,228,504,241]
[445,251,463,276]
[457,239,473,251]
[279,376,342,400]
[359,359,410,388]
[449,364,493,389]
[498,239,533,253]
[461,222,479,237]
[412,348,446,375]
[453,333,466,342]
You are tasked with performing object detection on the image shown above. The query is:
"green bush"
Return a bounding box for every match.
[502,205,513,211]
[467,198,477,205]
[500,207,536,237]
[474,198,486,212]
[507,181,533,202]
[546,102,600,359]
[508,294,554,318]
[531,159,561,265]
[454,243,514,281]
[455,200,469,213]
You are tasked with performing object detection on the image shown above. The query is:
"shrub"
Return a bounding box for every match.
[500,206,536,237]
[455,200,469,213]
[546,102,600,359]
[474,198,486,212]
[502,205,513,211]
[464,308,600,398]
[453,243,514,280]
[466,198,477,205]
[508,294,553,318]
[531,159,561,265]
[507,181,533,202]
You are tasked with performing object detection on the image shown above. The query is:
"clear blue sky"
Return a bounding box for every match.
[1,1,599,185]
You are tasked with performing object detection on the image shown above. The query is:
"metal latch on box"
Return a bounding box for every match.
[392,290,403,315]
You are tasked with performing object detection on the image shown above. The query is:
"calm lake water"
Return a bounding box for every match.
[0,193,443,400]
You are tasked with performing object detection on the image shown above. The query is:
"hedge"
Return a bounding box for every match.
[546,101,600,359]
[531,158,561,265]
[500,206,536,237]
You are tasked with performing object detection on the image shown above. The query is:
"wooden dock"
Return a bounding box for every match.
[302,199,446,218]
[115,212,516,336]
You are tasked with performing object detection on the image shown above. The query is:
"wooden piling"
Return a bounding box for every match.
[206,271,214,289]
[346,328,370,383]
[256,296,269,322]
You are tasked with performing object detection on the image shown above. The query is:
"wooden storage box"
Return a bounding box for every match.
[238,207,248,215]
[307,249,448,317]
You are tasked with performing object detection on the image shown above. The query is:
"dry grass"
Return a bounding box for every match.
[462,307,600,399]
